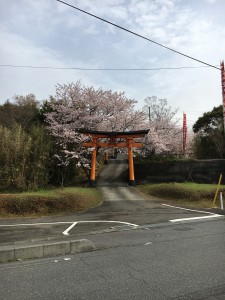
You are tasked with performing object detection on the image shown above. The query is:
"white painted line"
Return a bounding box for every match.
[62,220,139,235]
[169,214,222,223]
[77,220,138,227]
[163,203,223,223]
[0,221,73,227]
[0,220,139,237]
[162,204,216,215]
[144,242,152,245]
[62,222,78,236]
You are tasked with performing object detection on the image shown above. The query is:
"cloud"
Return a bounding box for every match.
[0,26,96,101]
[0,0,224,129]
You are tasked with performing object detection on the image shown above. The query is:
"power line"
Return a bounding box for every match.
[56,0,221,71]
[0,64,216,71]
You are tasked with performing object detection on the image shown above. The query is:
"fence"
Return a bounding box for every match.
[134,159,225,184]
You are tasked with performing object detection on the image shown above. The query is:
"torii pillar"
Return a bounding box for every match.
[128,138,135,186]
[90,137,97,187]
[78,129,149,187]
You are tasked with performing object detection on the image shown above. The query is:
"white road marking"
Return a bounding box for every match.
[162,204,216,215]
[144,242,152,245]
[162,203,223,223]
[0,221,73,227]
[169,214,222,223]
[0,220,138,236]
[62,222,78,235]
[62,220,139,235]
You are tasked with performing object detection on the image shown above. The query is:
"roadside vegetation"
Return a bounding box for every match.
[0,187,102,217]
[137,182,225,208]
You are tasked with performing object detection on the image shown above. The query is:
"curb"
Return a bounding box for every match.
[0,239,95,263]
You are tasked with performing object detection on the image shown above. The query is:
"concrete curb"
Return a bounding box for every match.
[0,239,95,263]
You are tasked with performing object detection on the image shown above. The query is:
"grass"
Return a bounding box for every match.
[0,187,103,217]
[1,182,224,217]
[137,182,225,208]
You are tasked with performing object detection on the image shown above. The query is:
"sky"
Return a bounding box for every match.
[0,0,225,128]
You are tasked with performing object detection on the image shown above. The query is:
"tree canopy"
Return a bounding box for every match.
[193,105,223,134]
[142,96,181,155]
[192,105,225,159]
[45,81,147,173]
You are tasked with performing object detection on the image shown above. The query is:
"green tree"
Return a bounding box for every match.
[192,105,225,158]
[0,124,32,190]
[0,124,51,191]
[0,94,41,130]
[0,95,53,191]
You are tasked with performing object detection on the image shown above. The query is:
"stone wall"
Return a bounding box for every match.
[134,160,225,184]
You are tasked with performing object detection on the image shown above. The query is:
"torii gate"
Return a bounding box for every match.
[78,129,149,187]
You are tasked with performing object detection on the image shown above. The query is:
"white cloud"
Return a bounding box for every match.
[0,26,95,101]
[0,0,224,128]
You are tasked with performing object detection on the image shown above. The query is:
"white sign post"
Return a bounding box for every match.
[220,192,224,210]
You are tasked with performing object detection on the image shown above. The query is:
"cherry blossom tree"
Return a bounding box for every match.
[45,81,146,177]
[142,96,182,155]
[45,83,183,180]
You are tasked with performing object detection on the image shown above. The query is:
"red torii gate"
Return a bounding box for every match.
[78,129,149,187]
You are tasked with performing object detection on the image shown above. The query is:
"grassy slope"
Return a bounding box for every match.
[0,187,102,217]
[1,183,224,216]
[137,183,225,208]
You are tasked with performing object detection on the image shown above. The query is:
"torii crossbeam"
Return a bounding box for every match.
[78,129,149,187]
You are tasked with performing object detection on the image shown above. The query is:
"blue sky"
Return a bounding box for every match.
[0,0,225,127]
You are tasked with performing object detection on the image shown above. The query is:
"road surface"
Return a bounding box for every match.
[1,218,225,299]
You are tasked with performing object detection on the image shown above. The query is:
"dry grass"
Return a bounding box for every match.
[0,187,102,217]
[137,182,225,208]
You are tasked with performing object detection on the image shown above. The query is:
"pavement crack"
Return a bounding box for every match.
[79,257,108,282]
[127,264,168,297]
[127,264,149,286]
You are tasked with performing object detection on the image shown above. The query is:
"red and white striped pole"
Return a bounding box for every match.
[221,61,225,134]
[183,112,187,153]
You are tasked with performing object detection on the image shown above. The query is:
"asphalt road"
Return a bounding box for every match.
[1,157,225,299]
[0,157,223,246]
[1,218,225,300]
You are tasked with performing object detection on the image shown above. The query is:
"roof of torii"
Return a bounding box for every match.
[78,128,149,138]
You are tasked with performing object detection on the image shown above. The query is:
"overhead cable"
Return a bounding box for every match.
[56,0,220,71]
[0,64,217,71]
